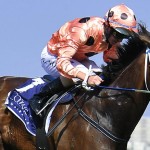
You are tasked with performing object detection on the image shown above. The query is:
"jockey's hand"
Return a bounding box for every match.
[87,75,103,86]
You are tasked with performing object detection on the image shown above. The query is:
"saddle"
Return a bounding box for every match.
[5,75,81,149]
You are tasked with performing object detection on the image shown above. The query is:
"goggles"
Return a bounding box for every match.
[112,30,127,40]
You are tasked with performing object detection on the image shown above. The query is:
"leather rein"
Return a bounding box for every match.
[46,86,129,143]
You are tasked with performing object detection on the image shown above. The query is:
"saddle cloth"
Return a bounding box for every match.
[5,77,73,136]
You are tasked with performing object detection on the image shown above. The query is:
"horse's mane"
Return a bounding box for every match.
[117,23,149,67]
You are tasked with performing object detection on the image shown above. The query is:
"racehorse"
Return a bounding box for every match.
[0,24,150,150]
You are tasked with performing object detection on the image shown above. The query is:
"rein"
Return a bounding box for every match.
[46,85,86,137]
[95,48,150,94]
[73,97,129,143]
[95,85,150,94]
[46,85,129,143]
[145,49,150,91]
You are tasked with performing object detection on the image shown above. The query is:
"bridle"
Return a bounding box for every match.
[145,48,150,91]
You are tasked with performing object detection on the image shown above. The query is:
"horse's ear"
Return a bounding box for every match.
[138,23,150,47]
[138,22,148,34]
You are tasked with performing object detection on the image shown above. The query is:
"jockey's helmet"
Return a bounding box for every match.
[104,4,137,37]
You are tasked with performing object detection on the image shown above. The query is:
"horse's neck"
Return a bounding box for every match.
[115,52,146,89]
[96,52,149,141]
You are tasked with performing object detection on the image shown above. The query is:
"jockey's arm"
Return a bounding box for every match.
[57,46,103,86]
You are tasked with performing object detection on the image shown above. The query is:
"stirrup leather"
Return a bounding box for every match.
[36,94,60,116]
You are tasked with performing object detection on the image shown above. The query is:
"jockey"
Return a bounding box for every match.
[30,4,137,114]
